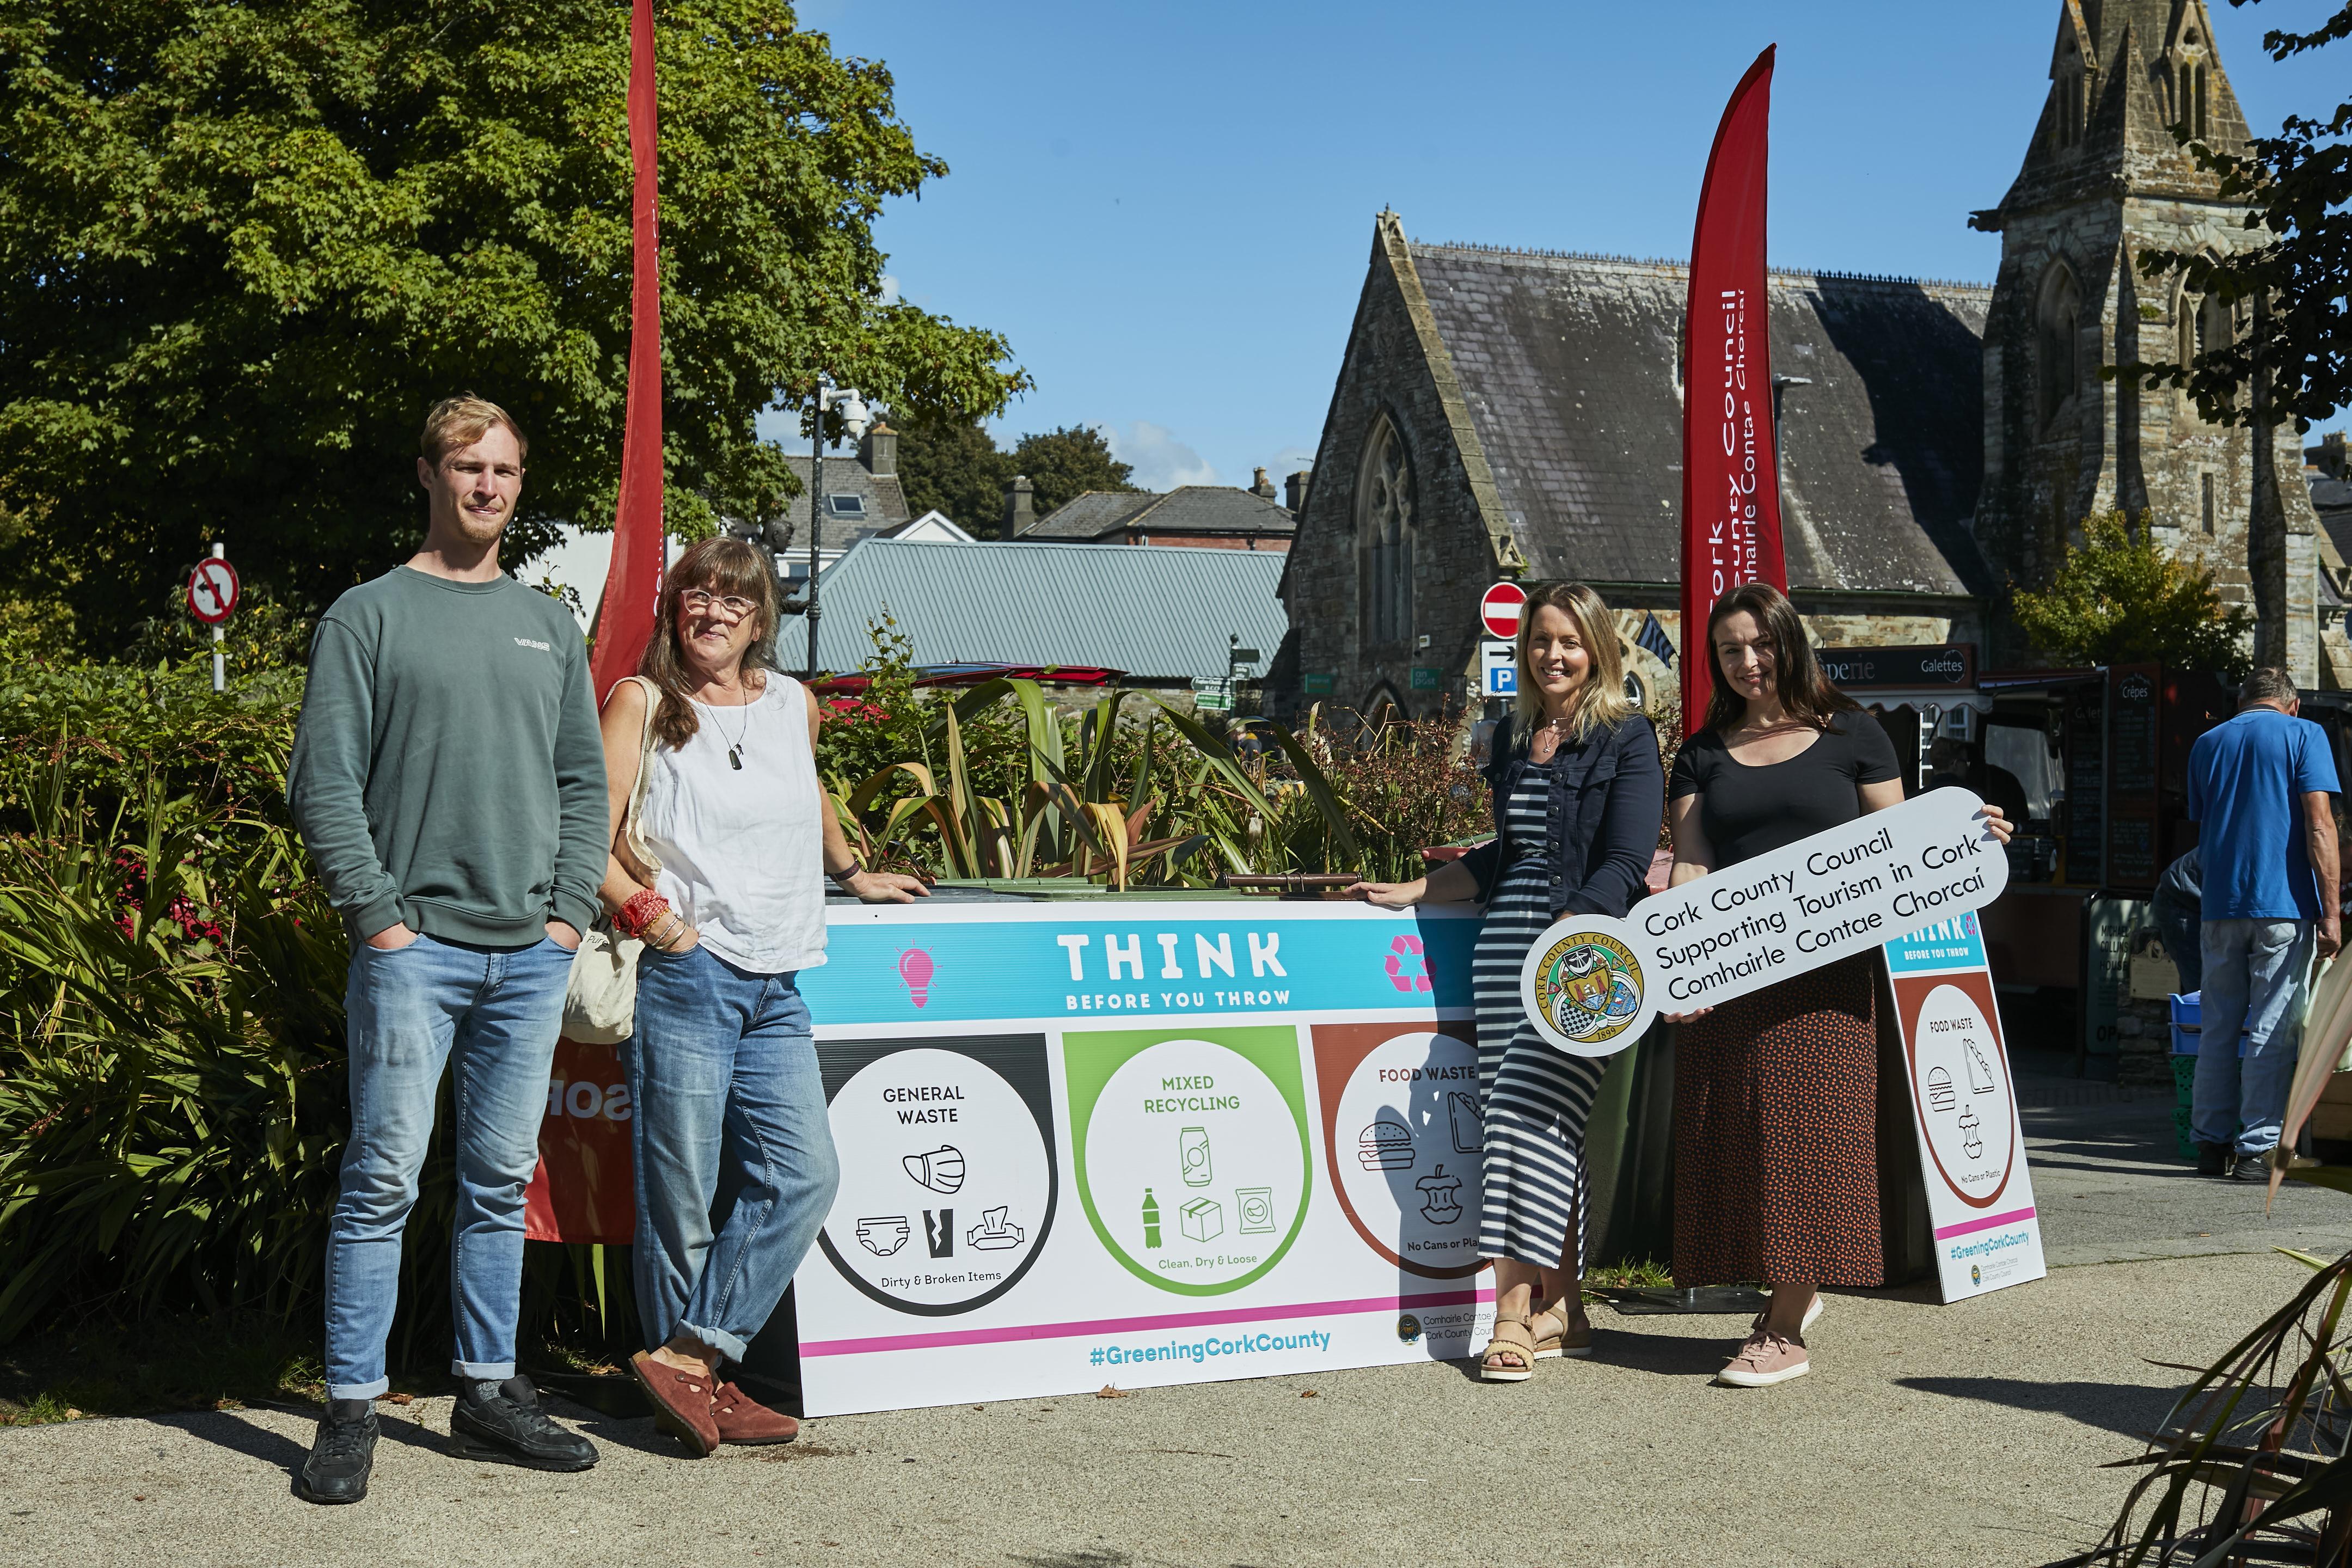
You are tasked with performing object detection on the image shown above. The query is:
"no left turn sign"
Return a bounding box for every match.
[186,558,240,625]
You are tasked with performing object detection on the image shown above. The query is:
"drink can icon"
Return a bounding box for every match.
[1180,1126,1213,1187]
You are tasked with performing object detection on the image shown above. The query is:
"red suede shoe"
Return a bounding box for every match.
[711,1381,799,1445]
[629,1351,720,1457]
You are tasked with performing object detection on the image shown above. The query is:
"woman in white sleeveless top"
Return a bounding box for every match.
[598,538,924,1455]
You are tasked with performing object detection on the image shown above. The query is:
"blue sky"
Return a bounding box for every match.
[759,0,2349,494]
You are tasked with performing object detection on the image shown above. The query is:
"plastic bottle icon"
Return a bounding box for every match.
[1142,1188,1162,1250]
[1180,1126,1213,1187]
[897,948,935,1008]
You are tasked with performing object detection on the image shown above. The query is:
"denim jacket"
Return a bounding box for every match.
[1454,713,1665,921]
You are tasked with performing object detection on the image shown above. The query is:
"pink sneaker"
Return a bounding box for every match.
[1717,1330,1809,1387]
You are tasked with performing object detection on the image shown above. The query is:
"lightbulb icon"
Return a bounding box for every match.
[898,947,935,1008]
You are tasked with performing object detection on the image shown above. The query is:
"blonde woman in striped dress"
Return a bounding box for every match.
[1349,583,1663,1379]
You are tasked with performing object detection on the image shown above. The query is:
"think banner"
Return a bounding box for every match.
[1519,787,2007,1056]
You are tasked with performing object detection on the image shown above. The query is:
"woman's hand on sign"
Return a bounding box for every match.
[1977,805,2014,846]
[1346,878,1426,909]
[846,868,930,904]
[1661,1007,1713,1023]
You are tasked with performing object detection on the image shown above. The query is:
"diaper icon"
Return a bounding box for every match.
[854,1215,910,1257]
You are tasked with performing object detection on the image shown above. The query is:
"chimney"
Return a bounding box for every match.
[1004,473,1034,535]
[861,420,897,477]
[1283,466,1311,514]
[1251,466,1277,500]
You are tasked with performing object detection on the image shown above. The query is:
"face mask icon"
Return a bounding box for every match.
[904,1145,966,1195]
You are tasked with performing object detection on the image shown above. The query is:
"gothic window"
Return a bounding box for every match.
[2035,265,2081,430]
[2202,472,2216,535]
[2173,56,2208,138]
[1356,417,1414,647]
[2053,71,2087,150]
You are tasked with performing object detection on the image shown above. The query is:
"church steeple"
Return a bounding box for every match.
[1976,0,2250,235]
[1970,0,2323,682]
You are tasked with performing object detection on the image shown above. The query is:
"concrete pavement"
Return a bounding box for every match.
[4,1077,2347,1568]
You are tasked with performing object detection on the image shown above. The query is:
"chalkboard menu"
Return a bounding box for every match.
[2065,682,2105,886]
[2105,665,2161,891]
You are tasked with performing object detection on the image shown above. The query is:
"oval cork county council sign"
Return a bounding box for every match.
[1520,788,2007,1057]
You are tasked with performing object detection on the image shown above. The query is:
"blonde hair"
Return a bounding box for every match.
[419,394,529,466]
[1511,581,1635,741]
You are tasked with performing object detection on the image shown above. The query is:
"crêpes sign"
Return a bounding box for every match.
[1519,787,2008,1056]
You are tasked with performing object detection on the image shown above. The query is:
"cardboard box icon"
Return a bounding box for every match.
[1179,1196,1223,1243]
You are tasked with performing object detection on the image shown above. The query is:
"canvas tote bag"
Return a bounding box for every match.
[561,676,664,1044]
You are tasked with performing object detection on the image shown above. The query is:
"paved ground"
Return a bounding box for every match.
[5,1077,2349,1568]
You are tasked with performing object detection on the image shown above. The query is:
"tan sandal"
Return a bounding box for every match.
[1479,1314,1538,1381]
[1530,1300,1594,1361]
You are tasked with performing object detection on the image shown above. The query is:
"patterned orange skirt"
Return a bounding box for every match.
[1671,953,1883,1289]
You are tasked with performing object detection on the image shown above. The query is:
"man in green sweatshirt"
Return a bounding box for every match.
[287,395,607,1503]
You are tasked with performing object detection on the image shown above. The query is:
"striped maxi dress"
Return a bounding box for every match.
[1470,763,1609,1270]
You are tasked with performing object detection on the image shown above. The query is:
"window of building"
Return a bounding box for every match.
[1356,418,1414,647]
[2202,471,2216,534]
[2036,264,2081,430]
[2053,72,2087,150]
[825,494,867,519]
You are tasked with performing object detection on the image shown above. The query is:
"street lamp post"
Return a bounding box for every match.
[804,378,871,681]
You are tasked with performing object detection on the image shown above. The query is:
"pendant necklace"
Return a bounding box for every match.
[715,684,752,770]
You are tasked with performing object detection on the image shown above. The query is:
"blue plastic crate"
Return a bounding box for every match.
[2169,993,2251,1058]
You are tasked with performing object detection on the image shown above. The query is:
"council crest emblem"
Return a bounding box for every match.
[1518,917,1656,1058]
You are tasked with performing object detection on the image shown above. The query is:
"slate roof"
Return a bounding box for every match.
[2311,470,2352,566]
[777,452,910,550]
[1021,486,1296,542]
[1407,243,1995,597]
[797,538,1288,683]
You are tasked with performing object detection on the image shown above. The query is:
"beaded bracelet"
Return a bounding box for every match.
[616,888,670,940]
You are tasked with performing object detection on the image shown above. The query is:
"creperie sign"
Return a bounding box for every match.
[1710,286,1763,596]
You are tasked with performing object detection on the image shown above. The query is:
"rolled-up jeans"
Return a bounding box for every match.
[624,944,839,1365]
[326,932,573,1400]
[2192,918,2316,1157]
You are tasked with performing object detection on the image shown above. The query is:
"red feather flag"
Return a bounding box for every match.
[1679,45,1788,731]
[587,0,664,704]
[528,0,663,1246]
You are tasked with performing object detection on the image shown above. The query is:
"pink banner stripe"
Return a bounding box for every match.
[800,1285,1495,1358]
[1933,1205,2036,1241]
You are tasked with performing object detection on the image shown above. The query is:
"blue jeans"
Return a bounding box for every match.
[623,944,839,1365]
[2192,919,2316,1157]
[326,933,573,1400]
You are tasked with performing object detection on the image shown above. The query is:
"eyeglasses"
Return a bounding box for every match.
[681,589,758,620]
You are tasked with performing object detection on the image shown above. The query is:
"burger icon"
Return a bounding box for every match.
[1358,1118,1416,1172]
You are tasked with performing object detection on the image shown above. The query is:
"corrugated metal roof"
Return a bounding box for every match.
[798,539,1288,683]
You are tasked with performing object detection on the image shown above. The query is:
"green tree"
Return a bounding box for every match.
[895,415,1012,536]
[2123,2,2352,431]
[0,0,1027,648]
[2011,511,2255,676]
[1010,424,1138,519]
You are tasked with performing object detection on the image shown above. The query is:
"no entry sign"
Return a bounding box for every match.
[186,558,240,624]
[1479,581,1525,640]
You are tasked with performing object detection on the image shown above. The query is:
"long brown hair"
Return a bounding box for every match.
[638,537,782,749]
[1510,581,1635,741]
[1699,581,1856,737]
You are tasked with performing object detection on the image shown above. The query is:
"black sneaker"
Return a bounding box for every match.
[299,1400,377,1504]
[2232,1151,2276,1183]
[446,1376,598,1472]
[2198,1142,2232,1177]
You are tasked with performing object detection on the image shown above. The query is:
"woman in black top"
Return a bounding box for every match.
[1350,583,1663,1380]
[1665,584,2008,1389]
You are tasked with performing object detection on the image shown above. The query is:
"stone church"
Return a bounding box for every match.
[1273,0,2348,721]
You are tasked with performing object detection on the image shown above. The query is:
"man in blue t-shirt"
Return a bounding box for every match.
[2185,668,2343,1179]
